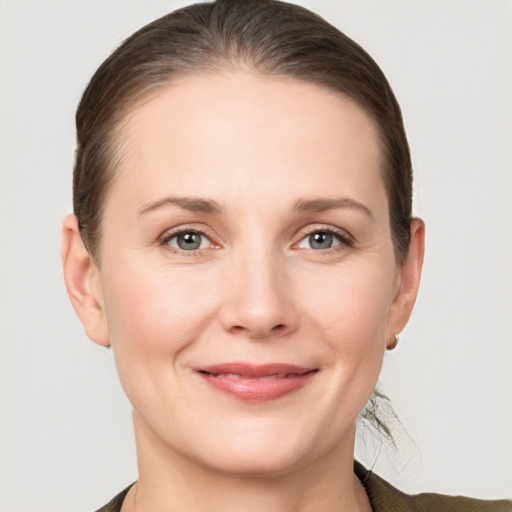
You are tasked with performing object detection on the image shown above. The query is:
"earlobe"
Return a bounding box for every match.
[61,214,110,347]
[387,217,425,347]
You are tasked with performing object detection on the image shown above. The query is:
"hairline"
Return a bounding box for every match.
[88,65,395,266]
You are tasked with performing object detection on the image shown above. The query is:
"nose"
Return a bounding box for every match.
[219,250,298,340]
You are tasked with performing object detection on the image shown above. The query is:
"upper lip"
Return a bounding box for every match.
[194,363,317,378]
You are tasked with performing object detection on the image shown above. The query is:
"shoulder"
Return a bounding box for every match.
[94,484,133,512]
[354,461,512,512]
[93,468,511,512]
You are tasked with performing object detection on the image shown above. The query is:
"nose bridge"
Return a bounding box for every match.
[220,240,297,338]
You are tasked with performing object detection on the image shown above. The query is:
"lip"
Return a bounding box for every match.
[194,363,318,402]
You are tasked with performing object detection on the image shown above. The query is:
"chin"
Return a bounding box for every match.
[182,417,329,478]
[199,446,309,479]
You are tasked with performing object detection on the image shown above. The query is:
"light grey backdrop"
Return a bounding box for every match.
[1,1,511,510]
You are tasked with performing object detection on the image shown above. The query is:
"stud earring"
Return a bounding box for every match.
[387,333,399,350]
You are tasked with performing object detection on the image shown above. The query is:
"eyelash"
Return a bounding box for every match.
[158,226,218,256]
[157,225,353,255]
[295,226,353,253]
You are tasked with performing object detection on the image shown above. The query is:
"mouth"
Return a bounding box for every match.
[193,363,318,402]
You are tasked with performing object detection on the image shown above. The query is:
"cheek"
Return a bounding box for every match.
[303,260,395,338]
[100,260,221,362]
[282,261,396,449]
[299,260,395,389]
[99,261,225,419]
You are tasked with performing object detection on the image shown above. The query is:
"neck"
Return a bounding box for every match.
[122,413,371,512]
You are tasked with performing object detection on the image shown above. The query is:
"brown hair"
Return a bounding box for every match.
[74,0,412,263]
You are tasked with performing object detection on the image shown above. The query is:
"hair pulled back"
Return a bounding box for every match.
[74,0,412,263]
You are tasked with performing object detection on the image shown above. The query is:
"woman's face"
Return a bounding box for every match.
[74,72,422,476]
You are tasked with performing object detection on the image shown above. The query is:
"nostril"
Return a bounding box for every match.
[228,323,288,337]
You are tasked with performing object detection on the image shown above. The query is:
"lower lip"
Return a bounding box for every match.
[197,371,317,402]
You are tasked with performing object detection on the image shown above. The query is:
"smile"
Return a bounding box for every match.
[194,363,318,402]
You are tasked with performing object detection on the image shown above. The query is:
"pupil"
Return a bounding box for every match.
[310,232,332,249]
[178,232,201,250]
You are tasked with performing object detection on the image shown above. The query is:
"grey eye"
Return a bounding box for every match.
[298,231,341,250]
[309,232,333,249]
[169,231,209,251]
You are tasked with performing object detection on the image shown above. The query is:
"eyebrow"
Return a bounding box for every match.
[138,195,372,218]
[293,197,373,218]
[138,196,223,216]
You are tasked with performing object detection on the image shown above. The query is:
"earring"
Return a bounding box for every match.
[387,333,399,350]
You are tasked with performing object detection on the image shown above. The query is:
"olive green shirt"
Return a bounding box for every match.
[95,462,512,511]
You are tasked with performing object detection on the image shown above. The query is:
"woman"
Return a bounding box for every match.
[61,1,511,510]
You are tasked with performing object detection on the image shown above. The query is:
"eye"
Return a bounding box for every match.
[298,230,343,250]
[167,231,211,251]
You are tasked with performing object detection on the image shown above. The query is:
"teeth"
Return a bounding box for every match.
[212,373,293,380]
[216,372,243,379]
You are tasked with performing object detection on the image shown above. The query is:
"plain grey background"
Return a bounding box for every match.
[1,1,511,510]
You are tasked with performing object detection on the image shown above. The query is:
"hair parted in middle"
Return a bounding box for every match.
[73,0,412,448]
[74,0,412,266]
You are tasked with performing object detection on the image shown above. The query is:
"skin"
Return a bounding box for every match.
[62,71,424,512]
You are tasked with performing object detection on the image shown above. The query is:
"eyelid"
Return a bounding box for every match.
[157,224,221,253]
[292,224,354,250]
[156,223,353,254]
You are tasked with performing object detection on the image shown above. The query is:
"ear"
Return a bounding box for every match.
[61,214,110,347]
[387,217,425,348]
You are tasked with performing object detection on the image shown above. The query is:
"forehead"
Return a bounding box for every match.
[109,71,386,215]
